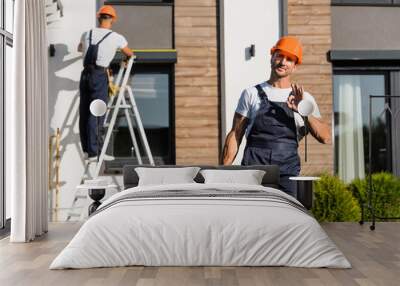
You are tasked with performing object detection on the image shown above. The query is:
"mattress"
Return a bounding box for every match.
[50,183,351,269]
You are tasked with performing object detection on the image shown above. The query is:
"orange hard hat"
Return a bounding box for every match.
[270,36,303,64]
[97,5,117,20]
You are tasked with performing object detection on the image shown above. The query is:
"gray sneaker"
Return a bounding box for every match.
[102,154,115,161]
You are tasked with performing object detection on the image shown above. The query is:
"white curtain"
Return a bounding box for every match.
[7,0,48,242]
[336,75,365,183]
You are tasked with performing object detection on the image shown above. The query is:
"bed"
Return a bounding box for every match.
[50,165,351,269]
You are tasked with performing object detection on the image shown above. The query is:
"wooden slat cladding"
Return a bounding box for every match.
[288,0,333,175]
[175,0,220,165]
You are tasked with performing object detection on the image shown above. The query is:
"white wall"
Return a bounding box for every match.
[220,0,281,164]
[47,0,119,221]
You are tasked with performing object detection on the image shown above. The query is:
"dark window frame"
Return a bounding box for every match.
[329,50,400,63]
[332,67,394,175]
[332,0,400,6]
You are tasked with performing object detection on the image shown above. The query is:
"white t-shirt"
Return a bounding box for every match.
[80,28,128,68]
[235,81,321,139]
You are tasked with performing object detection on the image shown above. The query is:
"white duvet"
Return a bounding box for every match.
[50,183,351,269]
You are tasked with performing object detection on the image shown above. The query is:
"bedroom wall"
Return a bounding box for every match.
[47,0,120,222]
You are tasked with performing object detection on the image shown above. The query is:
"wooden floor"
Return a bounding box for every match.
[0,222,399,286]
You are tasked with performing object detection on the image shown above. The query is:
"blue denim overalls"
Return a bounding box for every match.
[241,85,300,197]
[79,30,112,157]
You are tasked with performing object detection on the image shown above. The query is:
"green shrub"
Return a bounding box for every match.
[311,174,360,222]
[349,172,400,220]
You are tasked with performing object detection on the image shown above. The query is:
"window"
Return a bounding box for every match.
[1,0,14,234]
[333,73,392,182]
[5,44,11,220]
[105,63,175,171]
[99,0,176,171]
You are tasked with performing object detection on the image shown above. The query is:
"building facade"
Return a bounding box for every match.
[330,0,400,182]
[42,0,400,220]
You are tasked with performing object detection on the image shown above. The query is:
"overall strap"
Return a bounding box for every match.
[96,31,113,46]
[255,84,268,101]
[89,30,93,45]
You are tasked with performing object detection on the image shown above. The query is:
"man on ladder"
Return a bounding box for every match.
[78,5,133,161]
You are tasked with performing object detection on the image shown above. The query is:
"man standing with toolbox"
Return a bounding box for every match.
[222,36,331,198]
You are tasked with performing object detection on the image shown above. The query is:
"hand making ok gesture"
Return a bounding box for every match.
[287,83,304,112]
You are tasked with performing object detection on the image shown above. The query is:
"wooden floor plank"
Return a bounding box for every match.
[0,222,399,286]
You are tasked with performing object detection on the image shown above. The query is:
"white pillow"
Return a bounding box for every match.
[135,167,201,186]
[200,169,266,185]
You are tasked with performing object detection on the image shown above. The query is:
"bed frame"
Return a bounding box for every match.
[123,165,281,190]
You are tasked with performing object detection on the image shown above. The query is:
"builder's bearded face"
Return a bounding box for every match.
[271,50,297,78]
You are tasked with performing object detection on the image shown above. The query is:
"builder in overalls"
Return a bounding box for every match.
[222,36,331,198]
[78,5,133,160]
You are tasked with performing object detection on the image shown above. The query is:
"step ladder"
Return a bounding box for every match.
[66,162,95,221]
[66,188,87,221]
[66,56,155,221]
[94,55,155,177]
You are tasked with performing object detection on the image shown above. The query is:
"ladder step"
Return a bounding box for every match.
[109,105,131,109]
[75,195,87,199]
[67,213,81,218]
[104,122,133,128]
